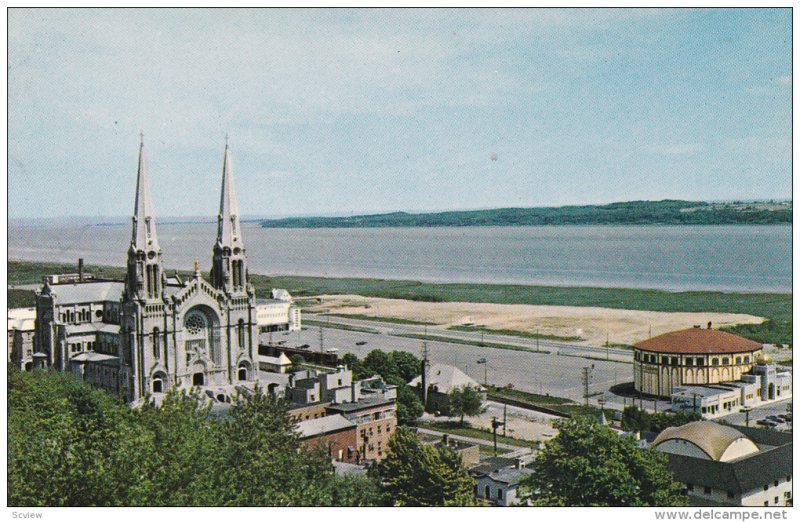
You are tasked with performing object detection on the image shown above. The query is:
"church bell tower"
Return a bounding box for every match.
[126,134,164,301]
[211,138,249,295]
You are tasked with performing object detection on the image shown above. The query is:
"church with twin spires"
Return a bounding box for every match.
[34,137,258,403]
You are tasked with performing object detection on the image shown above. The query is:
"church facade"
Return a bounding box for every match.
[34,138,258,403]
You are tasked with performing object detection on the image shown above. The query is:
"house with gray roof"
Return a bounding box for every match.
[409,363,486,415]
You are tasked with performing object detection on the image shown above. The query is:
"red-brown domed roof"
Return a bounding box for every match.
[633,328,762,355]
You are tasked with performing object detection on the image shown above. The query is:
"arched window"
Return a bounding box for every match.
[153,327,160,359]
[484,485,490,499]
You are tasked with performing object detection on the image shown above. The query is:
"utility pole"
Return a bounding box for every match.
[319,326,324,354]
[503,403,507,438]
[742,407,752,427]
[491,416,505,456]
[536,329,540,353]
[581,366,593,407]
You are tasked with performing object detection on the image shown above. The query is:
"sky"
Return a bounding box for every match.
[8,8,792,219]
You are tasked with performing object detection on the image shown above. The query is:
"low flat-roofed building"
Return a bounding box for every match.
[326,396,396,463]
[256,289,301,333]
[651,421,792,507]
[296,414,358,463]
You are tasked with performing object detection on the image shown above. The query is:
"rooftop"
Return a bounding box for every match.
[325,397,394,413]
[42,281,124,304]
[634,328,762,355]
[408,363,483,393]
[296,414,355,438]
[652,421,759,461]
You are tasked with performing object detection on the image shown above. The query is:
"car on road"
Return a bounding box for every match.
[356,341,367,346]
[767,415,784,423]
[778,414,792,421]
[298,344,310,349]
[757,419,778,427]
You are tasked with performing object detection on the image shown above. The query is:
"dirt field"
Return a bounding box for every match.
[305,295,764,347]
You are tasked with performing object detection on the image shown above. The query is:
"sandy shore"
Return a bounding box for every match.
[305,295,764,347]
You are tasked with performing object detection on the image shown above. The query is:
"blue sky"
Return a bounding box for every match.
[8,8,791,219]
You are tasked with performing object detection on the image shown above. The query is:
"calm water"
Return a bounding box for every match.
[7,223,792,293]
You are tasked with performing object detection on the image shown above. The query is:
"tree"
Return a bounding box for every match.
[621,406,700,433]
[448,385,483,426]
[395,384,424,425]
[518,417,687,507]
[378,427,475,506]
[289,354,305,369]
[389,350,421,382]
[363,349,398,380]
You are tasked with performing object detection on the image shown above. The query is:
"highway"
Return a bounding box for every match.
[265,315,634,404]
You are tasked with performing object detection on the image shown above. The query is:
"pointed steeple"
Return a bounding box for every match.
[211,137,248,294]
[216,135,243,250]
[127,133,163,301]
[132,133,159,251]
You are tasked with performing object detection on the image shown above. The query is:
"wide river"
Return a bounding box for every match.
[8,223,792,293]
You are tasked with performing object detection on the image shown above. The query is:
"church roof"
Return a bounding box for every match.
[634,328,762,355]
[46,281,124,304]
[70,352,119,363]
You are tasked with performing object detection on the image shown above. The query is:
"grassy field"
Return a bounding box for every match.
[302,319,380,334]
[8,261,791,345]
[487,386,604,418]
[448,324,583,342]
[417,420,534,447]
[319,313,437,326]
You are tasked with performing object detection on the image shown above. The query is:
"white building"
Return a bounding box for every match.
[256,289,301,334]
[8,307,37,370]
[653,421,792,507]
[671,363,792,418]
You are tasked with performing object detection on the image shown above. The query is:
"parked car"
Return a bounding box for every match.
[767,415,784,423]
[298,344,310,349]
[356,341,367,346]
[757,419,776,427]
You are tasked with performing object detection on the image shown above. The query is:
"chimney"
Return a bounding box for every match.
[78,258,84,282]
[350,381,357,403]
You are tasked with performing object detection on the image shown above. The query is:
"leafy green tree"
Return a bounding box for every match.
[378,427,475,506]
[363,349,399,380]
[621,406,700,433]
[448,384,483,426]
[518,417,687,507]
[389,350,421,382]
[395,384,424,425]
[289,354,305,369]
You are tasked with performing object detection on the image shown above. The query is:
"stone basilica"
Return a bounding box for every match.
[34,138,258,403]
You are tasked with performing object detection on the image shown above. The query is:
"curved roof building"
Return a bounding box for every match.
[652,421,759,462]
[632,327,763,397]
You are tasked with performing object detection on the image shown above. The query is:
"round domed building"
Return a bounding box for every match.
[632,327,763,397]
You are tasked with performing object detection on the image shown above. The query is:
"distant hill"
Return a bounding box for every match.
[261,200,792,228]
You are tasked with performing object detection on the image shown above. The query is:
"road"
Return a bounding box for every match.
[719,398,792,430]
[266,319,633,404]
[306,313,634,362]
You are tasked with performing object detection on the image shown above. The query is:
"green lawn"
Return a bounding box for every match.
[487,386,604,418]
[417,420,534,447]
[447,324,583,342]
[302,319,380,334]
[320,313,437,326]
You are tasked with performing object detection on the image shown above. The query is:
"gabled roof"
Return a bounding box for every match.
[408,363,482,393]
[634,328,762,355]
[70,352,119,363]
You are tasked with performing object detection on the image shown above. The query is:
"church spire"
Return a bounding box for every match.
[127,134,163,300]
[132,132,159,251]
[211,137,248,293]
[216,135,242,250]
